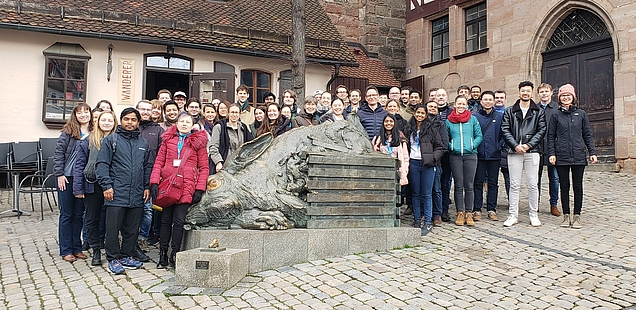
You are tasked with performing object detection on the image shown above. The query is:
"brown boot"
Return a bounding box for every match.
[473,211,482,221]
[465,212,475,226]
[550,205,561,216]
[455,212,465,226]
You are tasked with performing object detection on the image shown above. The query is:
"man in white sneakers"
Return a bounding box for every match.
[500,81,547,227]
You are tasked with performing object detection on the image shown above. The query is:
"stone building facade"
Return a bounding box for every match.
[405,0,636,173]
[320,0,407,80]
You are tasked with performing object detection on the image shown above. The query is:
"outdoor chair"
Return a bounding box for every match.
[38,137,57,172]
[18,156,57,220]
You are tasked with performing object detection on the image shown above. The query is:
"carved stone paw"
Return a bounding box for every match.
[253,211,291,230]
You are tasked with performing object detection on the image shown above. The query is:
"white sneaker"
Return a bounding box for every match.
[529,215,541,227]
[503,216,518,227]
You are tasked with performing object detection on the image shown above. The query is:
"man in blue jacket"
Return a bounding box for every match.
[96,107,152,275]
[473,91,504,221]
[358,86,388,140]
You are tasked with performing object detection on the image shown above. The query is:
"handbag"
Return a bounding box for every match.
[155,147,192,208]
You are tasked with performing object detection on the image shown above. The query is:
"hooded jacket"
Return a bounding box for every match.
[150,126,209,204]
[501,99,547,154]
[357,101,388,140]
[291,109,320,128]
[474,108,504,161]
[547,105,596,166]
[96,126,152,208]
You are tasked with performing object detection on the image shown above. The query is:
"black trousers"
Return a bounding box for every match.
[441,153,452,214]
[160,203,190,253]
[104,206,142,261]
[556,165,585,215]
[84,186,105,249]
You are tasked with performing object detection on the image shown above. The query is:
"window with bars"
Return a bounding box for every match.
[465,3,487,53]
[240,70,271,105]
[431,16,449,62]
[546,9,610,50]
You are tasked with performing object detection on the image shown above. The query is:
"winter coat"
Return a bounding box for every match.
[357,101,388,140]
[392,113,409,133]
[437,104,453,122]
[53,131,81,177]
[547,105,596,166]
[139,120,164,163]
[474,109,504,161]
[539,101,559,163]
[150,126,209,204]
[209,119,253,165]
[320,110,347,123]
[96,126,152,208]
[446,114,483,156]
[501,99,547,154]
[372,132,410,185]
[405,118,446,167]
[468,98,481,113]
[431,115,449,155]
[72,139,97,195]
[292,109,320,128]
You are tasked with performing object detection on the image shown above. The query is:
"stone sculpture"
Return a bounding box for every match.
[185,115,373,230]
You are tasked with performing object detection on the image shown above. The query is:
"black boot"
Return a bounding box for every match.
[169,250,177,268]
[133,243,150,262]
[91,248,102,266]
[157,249,169,269]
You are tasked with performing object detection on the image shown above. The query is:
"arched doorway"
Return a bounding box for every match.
[542,9,615,161]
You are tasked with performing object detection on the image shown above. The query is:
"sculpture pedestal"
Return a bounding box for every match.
[175,248,249,289]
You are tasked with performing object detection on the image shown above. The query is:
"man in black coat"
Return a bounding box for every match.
[96,108,152,275]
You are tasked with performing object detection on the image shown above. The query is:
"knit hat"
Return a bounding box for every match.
[557,84,576,100]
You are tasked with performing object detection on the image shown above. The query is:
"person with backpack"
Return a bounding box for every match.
[73,110,117,266]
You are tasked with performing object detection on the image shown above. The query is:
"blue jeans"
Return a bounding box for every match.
[432,166,442,217]
[474,159,500,212]
[409,159,435,225]
[538,165,560,206]
[139,199,153,240]
[58,177,85,256]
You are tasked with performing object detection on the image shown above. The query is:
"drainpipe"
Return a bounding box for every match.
[326,64,340,92]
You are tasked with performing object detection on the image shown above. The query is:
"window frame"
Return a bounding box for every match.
[465,2,487,53]
[240,69,272,106]
[431,15,450,62]
[42,56,89,127]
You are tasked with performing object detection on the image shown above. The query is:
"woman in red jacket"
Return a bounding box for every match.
[150,112,209,268]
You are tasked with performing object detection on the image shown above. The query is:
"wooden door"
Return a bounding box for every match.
[191,73,235,104]
[542,42,615,159]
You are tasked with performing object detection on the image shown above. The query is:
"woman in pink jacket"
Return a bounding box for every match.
[372,114,410,186]
[150,112,209,268]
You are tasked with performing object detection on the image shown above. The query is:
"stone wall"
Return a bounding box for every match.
[319,0,406,80]
[405,0,636,173]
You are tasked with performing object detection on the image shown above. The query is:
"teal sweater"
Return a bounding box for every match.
[446,115,483,155]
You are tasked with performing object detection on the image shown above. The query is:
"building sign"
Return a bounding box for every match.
[117,59,135,105]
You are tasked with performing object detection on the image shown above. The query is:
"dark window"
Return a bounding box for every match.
[432,16,449,62]
[240,70,271,106]
[42,43,91,127]
[214,61,235,73]
[465,3,487,53]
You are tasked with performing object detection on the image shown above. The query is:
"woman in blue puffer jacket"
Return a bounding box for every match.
[446,96,482,226]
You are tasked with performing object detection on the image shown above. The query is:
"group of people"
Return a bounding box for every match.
[367,82,596,235]
[54,80,597,273]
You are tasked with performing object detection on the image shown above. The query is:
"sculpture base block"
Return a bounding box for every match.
[184,227,421,273]
[175,248,249,289]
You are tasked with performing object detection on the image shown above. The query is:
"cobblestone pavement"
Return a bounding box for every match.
[1,171,635,310]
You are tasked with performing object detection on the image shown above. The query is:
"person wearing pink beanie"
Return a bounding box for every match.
[547,84,598,229]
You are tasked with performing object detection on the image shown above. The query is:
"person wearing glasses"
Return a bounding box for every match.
[358,86,388,140]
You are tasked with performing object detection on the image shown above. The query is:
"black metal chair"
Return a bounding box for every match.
[38,137,58,172]
[10,141,39,170]
[0,142,11,187]
[19,156,57,220]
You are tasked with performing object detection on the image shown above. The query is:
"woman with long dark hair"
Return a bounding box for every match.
[150,112,209,268]
[257,103,291,137]
[55,103,93,262]
[372,114,409,186]
[548,84,597,229]
[209,104,254,174]
[404,104,445,235]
